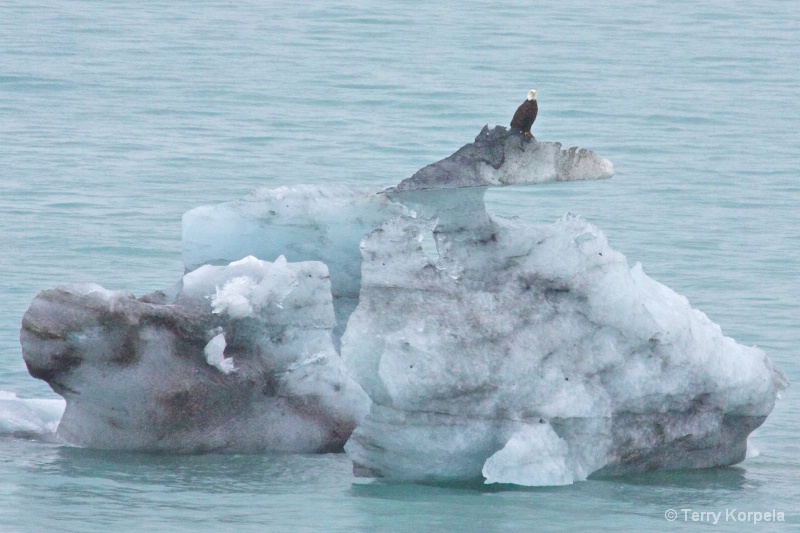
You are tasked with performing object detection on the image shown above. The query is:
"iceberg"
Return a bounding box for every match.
[20,126,785,485]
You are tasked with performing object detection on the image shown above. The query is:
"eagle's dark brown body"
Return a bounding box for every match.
[510,98,538,136]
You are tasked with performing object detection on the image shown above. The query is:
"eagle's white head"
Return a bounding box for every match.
[527,89,537,101]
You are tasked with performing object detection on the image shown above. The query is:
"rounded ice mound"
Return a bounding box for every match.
[20,257,369,453]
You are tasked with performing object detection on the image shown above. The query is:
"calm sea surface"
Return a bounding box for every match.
[1,1,798,531]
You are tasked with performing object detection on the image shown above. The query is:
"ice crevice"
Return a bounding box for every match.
[18,125,786,485]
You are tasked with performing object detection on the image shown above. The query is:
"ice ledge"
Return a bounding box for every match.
[387,125,614,193]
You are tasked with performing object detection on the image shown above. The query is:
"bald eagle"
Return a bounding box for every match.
[510,89,538,138]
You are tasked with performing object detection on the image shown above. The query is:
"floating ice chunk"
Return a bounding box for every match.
[482,424,574,486]
[20,257,368,453]
[203,331,235,374]
[0,390,65,438]
[343,210,786,484]
[19,124,784,480]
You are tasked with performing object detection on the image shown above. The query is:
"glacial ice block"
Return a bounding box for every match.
[20,257,369,453]
[337,126,784,484]
[19,124,784,480]
[342,212,787,484]
[182,185,404,348]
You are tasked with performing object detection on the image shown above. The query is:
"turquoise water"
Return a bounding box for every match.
[1,0,798,530]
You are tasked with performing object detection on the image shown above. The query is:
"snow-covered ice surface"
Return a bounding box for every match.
[19,126,785,485]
